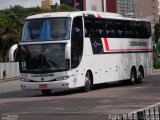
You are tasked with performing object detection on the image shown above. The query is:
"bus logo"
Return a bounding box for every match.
[92,41,102,48]
[41,77,44,81]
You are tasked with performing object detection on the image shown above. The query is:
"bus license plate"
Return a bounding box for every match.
[39,84,48,89]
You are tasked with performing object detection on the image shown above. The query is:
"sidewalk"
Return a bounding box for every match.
[0,77,19,82]
[152,69,160,75]
[0,79,21,93]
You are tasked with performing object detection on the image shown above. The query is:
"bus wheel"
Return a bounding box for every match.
[137,69,143,84]
[129,70,136,85]
[41,89,52,95]
[83,72,92,92]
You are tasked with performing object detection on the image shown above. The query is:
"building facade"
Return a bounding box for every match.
[85,0,102,12]
[134,0,159,24]
[116,0,159,24]
[41,0,52,9]
[157,0,160,21]
[60,0,116,13]
[116,0,135,16]
[106,0,117,12]
[60,0,84,10]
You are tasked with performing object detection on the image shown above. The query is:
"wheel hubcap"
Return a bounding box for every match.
[85,73,91,91]
[138,71,142,80]
[131,72,135,83]
[85,77,90,87]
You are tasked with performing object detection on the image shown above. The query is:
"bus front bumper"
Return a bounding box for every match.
[21,80,72,90]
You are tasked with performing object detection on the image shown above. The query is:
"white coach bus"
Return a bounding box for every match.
[14,11,152,95]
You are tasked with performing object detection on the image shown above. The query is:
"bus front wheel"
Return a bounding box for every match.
[82,72,92,92]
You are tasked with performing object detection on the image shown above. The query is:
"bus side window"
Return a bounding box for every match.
[125,21,133,38]
[115,20,124,38]
[105,20,115,38]
[133,22,139,38]
[94,19,105,37]
[135,21,143,38]
[84,18,94,37]
[141,22,151,39]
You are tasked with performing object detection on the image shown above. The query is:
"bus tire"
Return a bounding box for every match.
[129,69,136,85]
[82,71,92,92]
[137,68,143,84]
[41,89,52,95]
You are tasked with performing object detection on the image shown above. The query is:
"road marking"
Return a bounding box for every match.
[129,102,160,114]
[134,84,152,89]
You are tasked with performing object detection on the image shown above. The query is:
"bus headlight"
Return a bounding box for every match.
[55,76,70,81]
[21,78,30,82]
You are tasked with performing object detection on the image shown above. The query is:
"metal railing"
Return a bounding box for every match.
[109,104,160,120]
[126,104,160,120]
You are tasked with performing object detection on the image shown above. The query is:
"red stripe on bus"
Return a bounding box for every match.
[104,38,110,51]
[97,14,102,18]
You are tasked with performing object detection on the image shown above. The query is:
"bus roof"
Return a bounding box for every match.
[26,11,150,22]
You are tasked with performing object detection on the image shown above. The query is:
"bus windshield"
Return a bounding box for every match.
[22,18,71,41]
[20,43,69,73]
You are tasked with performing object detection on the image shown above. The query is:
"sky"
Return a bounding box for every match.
[0,0,60,10]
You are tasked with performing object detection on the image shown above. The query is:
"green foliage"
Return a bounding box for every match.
[154,22,160,43]
[153,58,160,69]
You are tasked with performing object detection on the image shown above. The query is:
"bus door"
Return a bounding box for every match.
[71,16,84,84]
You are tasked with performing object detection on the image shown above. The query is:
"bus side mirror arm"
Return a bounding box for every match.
[9,44,18,62]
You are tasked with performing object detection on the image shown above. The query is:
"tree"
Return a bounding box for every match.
[154,22,160,43]
[0,6,24,62]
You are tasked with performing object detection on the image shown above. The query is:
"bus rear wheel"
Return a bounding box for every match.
[129,70,136,85]
[41,89,52,95]
[137,69,143,84]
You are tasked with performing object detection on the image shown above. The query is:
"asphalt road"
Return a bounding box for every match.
[0,73,160,120]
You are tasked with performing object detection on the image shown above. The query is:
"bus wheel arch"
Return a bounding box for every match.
[82,70,93,92]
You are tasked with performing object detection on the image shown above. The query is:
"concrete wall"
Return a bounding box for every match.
[0,62,20,80]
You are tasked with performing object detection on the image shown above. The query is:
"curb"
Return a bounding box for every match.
[0,77,20,83]
[152,69,160,75]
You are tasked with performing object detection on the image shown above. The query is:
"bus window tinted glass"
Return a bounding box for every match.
[141,22,151,38]
[22,18,71,41]
[105,21,115,37]
[115,21,124,38]
[84,17,151,39]
[94,19,105,37]
[20,43,68,73]
[125,21,133,38]
[84,18,94,37]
